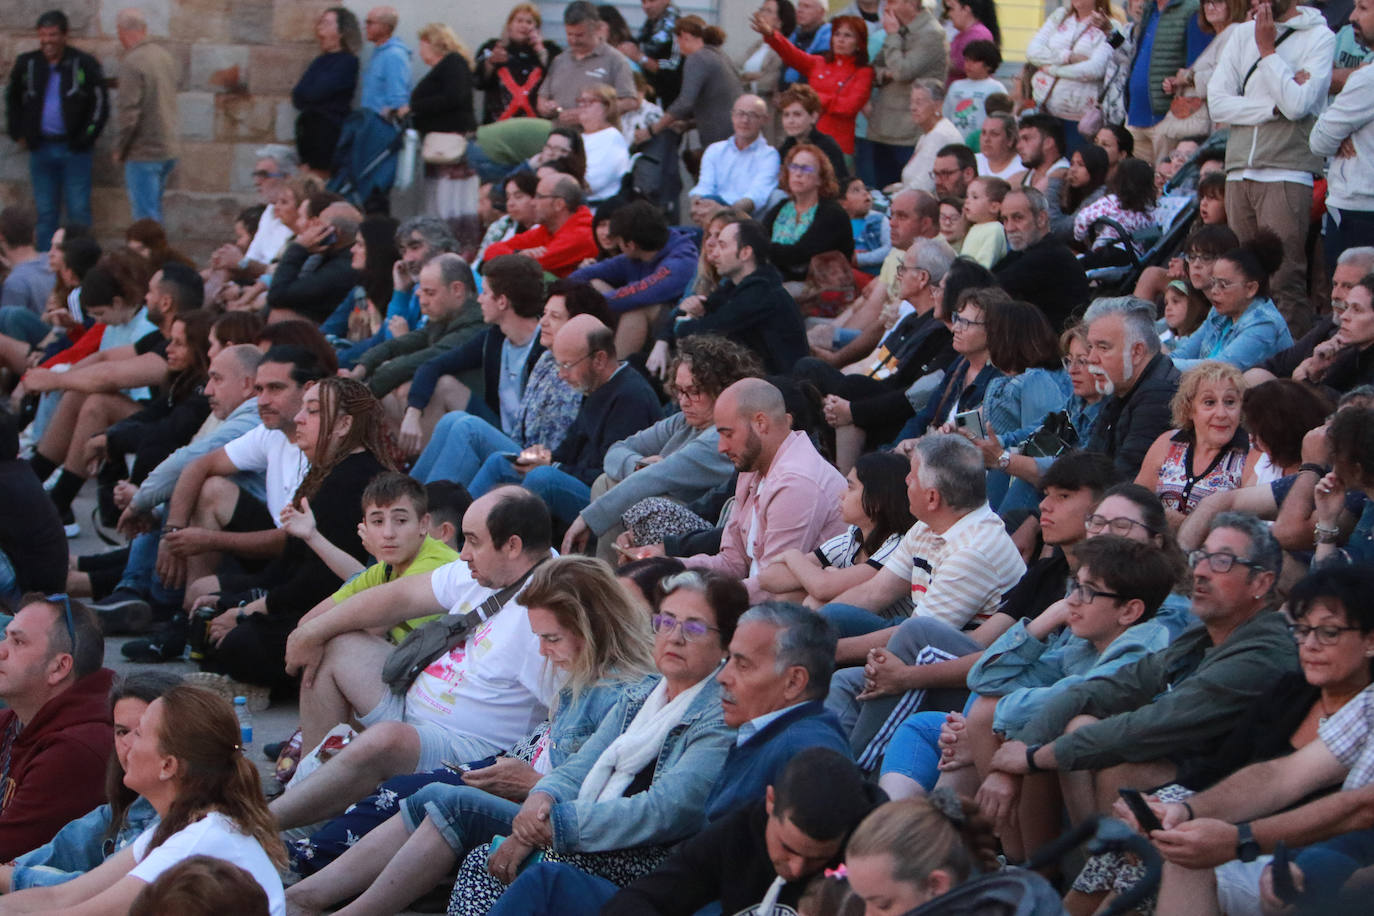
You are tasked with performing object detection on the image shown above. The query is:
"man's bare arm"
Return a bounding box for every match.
[1189,740,1348,825]
[1253,782,1374,851]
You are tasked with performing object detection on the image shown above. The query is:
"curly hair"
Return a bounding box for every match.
[666,335,763,401]
[293,377,397,505]
[1169,361,1245,431]
[777,82,822,115]
[779,142,839,199]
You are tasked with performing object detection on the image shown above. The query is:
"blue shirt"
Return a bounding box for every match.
[1170,297,1293,371]
[690,134,781,209]
[360,36,411,112]
[1128,6,1165,128]
[41,62,65,136]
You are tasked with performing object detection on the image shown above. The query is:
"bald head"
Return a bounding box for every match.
[714,378,790,473]
[116,8,147,47]
[731,95,767,145]
[365,6,398,42]
[553,314,616,393]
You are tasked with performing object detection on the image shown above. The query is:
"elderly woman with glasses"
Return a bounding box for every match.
[286,567,744,916]
[763,143,854,285]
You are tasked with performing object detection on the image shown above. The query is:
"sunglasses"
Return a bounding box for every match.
[44,593,77,655]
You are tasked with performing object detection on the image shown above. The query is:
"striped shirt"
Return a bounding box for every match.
[881,503,1027,629]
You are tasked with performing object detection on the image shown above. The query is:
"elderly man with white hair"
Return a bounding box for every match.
[114,9,179,222]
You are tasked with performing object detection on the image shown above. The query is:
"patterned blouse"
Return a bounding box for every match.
[1155,429,1249,515]
[516,351,582,450]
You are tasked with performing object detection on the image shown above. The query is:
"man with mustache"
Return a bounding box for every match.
[1082,296,1182,479]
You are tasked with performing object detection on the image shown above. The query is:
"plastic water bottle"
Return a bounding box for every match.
[234,696,253,754]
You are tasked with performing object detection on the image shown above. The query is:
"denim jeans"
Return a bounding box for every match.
[879,708,945,789]
[116,530,183,609]
[1293,827,1374,908]
[0,549,20,614]
[124,160,176,223]
[30,141,93,251]
[487,862,619,916]
[522,466,592,525]
[0,306,49,347]
[411,412,518,485]
[817,602,901,639]
[399,782,521,857]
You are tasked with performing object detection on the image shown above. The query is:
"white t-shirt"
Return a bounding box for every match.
[945,77,1006,138]
[244,207,293,266]
[222,424,308,523]
[582,126,631,203]
[975,152,1027,182]
[406,559,554,750]
[130,812,285,916]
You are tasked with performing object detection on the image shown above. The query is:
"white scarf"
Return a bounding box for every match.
[576,674,711,804]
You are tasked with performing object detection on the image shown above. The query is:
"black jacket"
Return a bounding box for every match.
[475,39,562,123]
[552,366,662,486]
[407,325,546,417]
[265,244,360,324]
[994,235,1091,332]
[6,47,108,151]
[779,128,849,181]
[763,197,854,282]
[410,52,476,135]
[671,264,808,374]
[1087,351,1181,479]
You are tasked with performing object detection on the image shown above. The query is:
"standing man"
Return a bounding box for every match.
[5,10,108,251]
[1310,0,1374,269]
[537,2,637,127]
[621,0,682,108]
[1123,0,1208,167]
[866,0,947,190]
[1208,0,1334,337]
[360,6,412,116]
[114,9,179,224]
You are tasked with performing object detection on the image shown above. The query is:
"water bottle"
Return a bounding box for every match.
[234,696,253,754]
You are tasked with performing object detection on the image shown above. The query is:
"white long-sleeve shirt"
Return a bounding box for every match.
[1311,63,1374,212]
[689,134,781,208]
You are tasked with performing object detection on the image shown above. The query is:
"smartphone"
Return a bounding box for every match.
[499,452,522,463]
[954,408,986,439]
[1118,788,1163,833]
[612,542,637,557]
[321,226,338,247]
[489,835,546,872]
[1271,842,1300,903]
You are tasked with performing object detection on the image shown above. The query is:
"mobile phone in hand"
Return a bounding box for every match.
[1118,788,1163,833]
[500,452,522,463]
[954,408,986,439]
[1272,842,1299,903]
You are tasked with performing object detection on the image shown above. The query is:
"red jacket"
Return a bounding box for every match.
[0,668,114,859]
[763,32,874,155]
[483,206,599,278]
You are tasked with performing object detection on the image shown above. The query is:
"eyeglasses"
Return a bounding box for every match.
[1287,622,1363,646]
[1183,252,1216,264]
[676,384,707,402]
[1085,514,1156,537]
[652,613,720,641]
[787,163,818,174]
[930,167,962,180]
[44,593,77,655]
[252,169,286,180]
[1188,549,1266,573]
[1062,356,1091,370]
[732,110,765,120]
[1209,277,1240,290]
[555,353,593,372]
[1065,580,1126,604]
[952,313,985,329]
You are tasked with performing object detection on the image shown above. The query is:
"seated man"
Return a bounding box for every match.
[688,94,780,222]
[568,200,699,356]
[91,344,265,632]
[987,513,1298,825]
[126,346,323,661]
[272,487,556,830]
[995,188,1090,332]
[398,255,545,456]
[482,174,597,278]
[658,219,808,375]
[0,595,112,860]
[350,253,483,420]
[1015,113,1070,196]
[0,206,56,347]
[264,202,362,324]
[640,378,846,603]
[466,315,660,526]
[487,748,884,916]
[0,410,67,610]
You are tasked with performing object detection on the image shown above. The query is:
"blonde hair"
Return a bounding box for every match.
[1170,360,1245,431]
[847,796,998,890]
[506,3,542,29]
[584,83,621,129]
[419,23,473,67]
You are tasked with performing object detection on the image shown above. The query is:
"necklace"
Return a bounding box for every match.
[1318,693,1334,726]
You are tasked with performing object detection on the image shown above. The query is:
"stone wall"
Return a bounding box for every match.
[0,0,334,260]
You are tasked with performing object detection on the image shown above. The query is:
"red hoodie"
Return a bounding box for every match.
[0,668,114,859]
[483,206,599,277]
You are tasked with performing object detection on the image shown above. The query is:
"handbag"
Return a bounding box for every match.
[1077,103,1105,141]
[1157,91,1210,140]
[421,131,468,164]
[380,559,544,695]
[1021,410,1081,459]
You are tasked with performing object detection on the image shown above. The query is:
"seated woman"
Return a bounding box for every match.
[1305,271,1374,393]
[1171,233,1293,371]
[286,555,659,875]
[759,451,913,610]
[563,334,760,563]
[764,143,854,286]
[285,568,744,916]
[1240,380,1333,485]
[410,281,612,486]
[0,686,287,913]
[1048,145,1109,239]
[1135,223,1238,317]
[508,127,587,188]
[194,378,392,703]
[573,84,631,205]
[776,84,849,183]
[1135,361,1258,530]
[474,174,539,267]
[0,672,181,894]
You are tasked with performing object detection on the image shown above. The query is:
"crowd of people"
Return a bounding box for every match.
[3,0,1374,912]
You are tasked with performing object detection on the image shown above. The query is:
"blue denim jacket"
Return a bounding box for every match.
[985,368,1073,448]
[11,797,158,890]
[967,618,1171,740]
[852,211,892,272]
[534,675,733,853]
[1171,298,1294,371]
[547,674,658,769]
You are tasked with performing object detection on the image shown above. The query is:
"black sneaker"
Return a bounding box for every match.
[121,616,187,663]
[89,591,154,635]
[263,741,285,761]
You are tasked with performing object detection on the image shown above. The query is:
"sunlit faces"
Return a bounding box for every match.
[1039,484,1095,546]
[1086,493,1160,544]
[938,201,968,246]
[1000,191,1042,251]
[539,294,571,347]
[675,362,715,430]
[765,789,845,883]
[1016,126,1047,169]
[781,102,818,140]
[1063,336,1097,399]
[831,24,859,57]
[121,698,170,797]
[652,587,725,685]
[0,603,66,702]
[112,696,151,774]
[1064,567,1135,647]
[839,467,874,528]
[714,400,765,472]
[1189,526,1265,621]
[164,319,192,373]
[1205,257,1258,318]
[962,180,999,224]
[362,497,429,569]
[845,852,934,916]
[786,150,823,197]
[1337,282,1374,349]
[908,86,939,130]
[1067,151,1092,189]
[1198,190,1226,225]
[1085,314,1134,395]
[1291,599,1374,691]
[508,11,538,42]
[415,262,446,321]
[717,619,793,728]
[527,605,587,671]
[950,302,987,355]
[1094,127,1124,166]
[1331,260,1368,310]
[504,181,537,227]
[842,179,873,219]
[253,359,306,431]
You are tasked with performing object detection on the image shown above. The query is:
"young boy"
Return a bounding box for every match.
[945,41,1005,141]
[959,176,1010,268]
[1196,171,1227,226]
[841,177,891,275]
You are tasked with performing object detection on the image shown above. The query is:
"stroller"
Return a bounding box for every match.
[328,109,409,209]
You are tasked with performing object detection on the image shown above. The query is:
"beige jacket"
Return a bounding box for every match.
[867,10,948,145]
[116,40,180,161]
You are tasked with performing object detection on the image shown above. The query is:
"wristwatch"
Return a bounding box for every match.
[996,449,1012,471]
[1025,743,1044,773]
[1236,822,1260,862]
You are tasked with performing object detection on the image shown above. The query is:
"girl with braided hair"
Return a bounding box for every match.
[193,378,392,706]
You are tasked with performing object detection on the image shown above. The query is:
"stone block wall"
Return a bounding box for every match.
[0,0,333,260]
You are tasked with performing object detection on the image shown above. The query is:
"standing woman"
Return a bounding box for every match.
[1026,0,1114,156]
[945,0,1001,84]
[1154,0,1246,157]
[650,17,742,149]
[752,13,875,158]
[293,7,361,178]
[476,4,560,123]
[401,24,478,221]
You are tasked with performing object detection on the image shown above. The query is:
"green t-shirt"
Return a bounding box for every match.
[330,535,460,644]
[475,118,553,167]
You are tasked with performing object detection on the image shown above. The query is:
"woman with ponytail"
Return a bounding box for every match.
[195,377,393,703]
[0,686,286,914]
